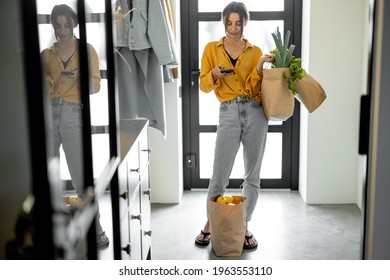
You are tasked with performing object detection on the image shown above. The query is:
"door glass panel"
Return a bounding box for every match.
[90,80,109,126]
[199,92,220,125]
[198,21,284,125]
[37,0,105,13]
[199,132,282,179]
[86,22,107,69]
[36,0,76,14]
[198,20,284,67]
[198,0,284,12]
[246,21,284,54]
[85,0,105,13]
[91,134,110,178]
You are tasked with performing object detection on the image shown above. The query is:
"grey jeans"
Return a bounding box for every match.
[50,99,103,235]
[207,96,268,222]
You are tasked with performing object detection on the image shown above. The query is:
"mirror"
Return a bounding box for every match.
[36,0,112,259]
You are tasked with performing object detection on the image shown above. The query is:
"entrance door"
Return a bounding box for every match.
[181,0,302,190]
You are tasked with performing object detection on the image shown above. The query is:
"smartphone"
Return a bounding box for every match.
[61,71,73,77]
[221,68,235,74]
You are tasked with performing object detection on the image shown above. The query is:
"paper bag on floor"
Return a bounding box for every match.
[295,74,327,113]
[208,196,247,257]
[261,68,295,121]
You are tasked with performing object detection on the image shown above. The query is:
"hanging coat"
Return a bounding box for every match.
[116,0,178,66]
[116,47,166,135]
[115,0,179,136]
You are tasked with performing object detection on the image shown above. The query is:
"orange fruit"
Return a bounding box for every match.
[225,195,233,204]
[216,196,227,204]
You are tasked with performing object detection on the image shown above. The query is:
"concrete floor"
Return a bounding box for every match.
[150,190,362,260]
[97,190,362,260]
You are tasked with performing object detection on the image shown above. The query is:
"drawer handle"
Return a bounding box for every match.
[122,243,130,255]
[132,214,142,221]
[130,167,140,173]
[145,230,152,236]
[120,191,128,200]
[142,148,152,153]
[143,189,151,196]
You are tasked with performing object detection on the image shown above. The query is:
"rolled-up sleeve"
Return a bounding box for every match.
[199,42,220,93]
[88,44,101,94]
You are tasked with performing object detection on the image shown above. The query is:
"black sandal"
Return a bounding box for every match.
[195,230,211,246]
[243,234,258,250]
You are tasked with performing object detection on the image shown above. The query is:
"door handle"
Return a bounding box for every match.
[358,94,370,155]
[120,191,128,200]
[132,213,142,221]
[143,189,151,196]
[191,69,200,86]
[122,243,130,255]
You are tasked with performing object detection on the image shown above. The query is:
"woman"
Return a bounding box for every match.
[195,1,274,250]
[41,4,108,250]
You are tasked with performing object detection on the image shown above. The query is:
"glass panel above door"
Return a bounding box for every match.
[198,0,285,12]
[198,20,284,66]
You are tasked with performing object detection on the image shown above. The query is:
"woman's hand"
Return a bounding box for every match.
[115,5,123,22]
[70,68,79,80]
[261,54,275,64]
[256,54,275,73]
[211,65,235,82]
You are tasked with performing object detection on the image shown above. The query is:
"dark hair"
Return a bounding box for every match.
[222,2,249,37]
[50,4,78,40]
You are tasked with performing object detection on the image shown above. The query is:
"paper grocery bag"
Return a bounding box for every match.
[261,68,295,121]
[295,74,327,113]
[208,196,247,257]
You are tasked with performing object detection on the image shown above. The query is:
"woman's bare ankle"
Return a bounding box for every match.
[203,220,210,232]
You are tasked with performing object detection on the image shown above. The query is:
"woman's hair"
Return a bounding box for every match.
[50,4,78,40]
[222,2,249,37]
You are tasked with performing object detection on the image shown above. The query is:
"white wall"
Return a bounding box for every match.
[149,0,183,203]
[300,0,367,205]
[357,1,370,211]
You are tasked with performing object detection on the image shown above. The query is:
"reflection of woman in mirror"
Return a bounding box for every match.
[41,4,109,250]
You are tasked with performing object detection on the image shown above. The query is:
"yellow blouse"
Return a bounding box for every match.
[199,37,263,103]
[41,41,101,104]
